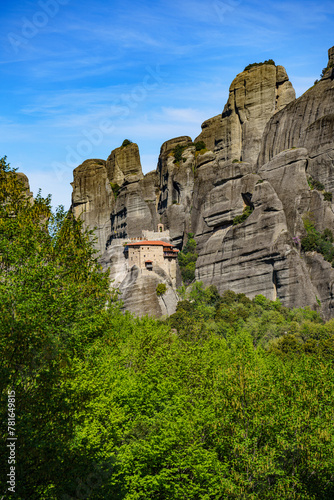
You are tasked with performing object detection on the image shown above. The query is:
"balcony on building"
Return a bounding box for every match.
[163,247,179,258]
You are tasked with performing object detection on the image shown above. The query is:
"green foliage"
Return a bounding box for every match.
[323,227,334,242]
[121,139,132,147]
[178,233,198,285]
[173,141,208,165]
[307,176,325,191]
[2,156,334,499]
[0,157,115,498]
[244,59,275,71]
[110,182,121,199]
[156,283,167,296]
[195,148,209,158]
[172,144,188,164]
[301,216,334,266]
[0,154,11,172]
[194,140,206,151]
[232,158,240,163]
[169,285,328,351]
[233,205,254,225]
[320,61,334,78]
[324,191,332,202]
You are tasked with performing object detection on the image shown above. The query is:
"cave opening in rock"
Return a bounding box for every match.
[273,268,278,301]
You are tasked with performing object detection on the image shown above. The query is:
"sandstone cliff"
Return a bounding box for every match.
[195,63,295,165]
[71,142,176,317]
[71,47,334,319]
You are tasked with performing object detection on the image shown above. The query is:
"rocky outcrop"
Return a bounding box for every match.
[190,51,334,319]
[195,63,295,165]
[119,265,178,317]
[71,159,113,255]
[71,145,159,252]
[106,144,160,242]
[196,177,318,310]
[71,142,178,317]
[110,179,156,240]
[157,136,195,247]
[106,142,143,185]
[195,146,334,318]
[258,47,334,197]
[16,172,33,199]
[71,47,334,319]
[99,238,129,287]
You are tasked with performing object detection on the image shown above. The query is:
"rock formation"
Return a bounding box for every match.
[16,172,33,198]
[195,63,295,164]
[71,47,334,319]
[71,159,114,255]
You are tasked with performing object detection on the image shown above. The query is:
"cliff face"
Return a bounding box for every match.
[71,159,114,255]
[195,64,295,164]
[71,47,334,319]
[71,143,176,317]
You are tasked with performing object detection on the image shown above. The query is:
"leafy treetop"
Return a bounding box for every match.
[2,155,334,499]
[244,59,275,71]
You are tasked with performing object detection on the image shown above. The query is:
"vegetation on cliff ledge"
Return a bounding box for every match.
[244,59,275,71]
[1,156,334,499]
[233,204,254,225]
[301,214,334,266]
[172,141,208,166]
[177,232,198,284]
[110,181,121,199]
[156,283,167,296]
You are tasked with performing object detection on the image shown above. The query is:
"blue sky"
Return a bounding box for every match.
[1,0,333,208]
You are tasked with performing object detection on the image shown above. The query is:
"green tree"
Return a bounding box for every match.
[156,283,167,296]
[0,157,115,498]
[177,233,198,285]
[2,156,334,499]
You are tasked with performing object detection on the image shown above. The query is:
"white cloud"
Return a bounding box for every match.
[160,107,209,124]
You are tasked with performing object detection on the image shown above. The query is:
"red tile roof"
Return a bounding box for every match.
[127,240,174,247]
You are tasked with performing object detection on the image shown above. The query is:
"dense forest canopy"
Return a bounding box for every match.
[1,157,334,499]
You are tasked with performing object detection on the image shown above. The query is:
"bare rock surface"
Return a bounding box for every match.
[110,180,155,240]
[106,142,143,185]
[71,159,114,255]
[195,63,295,165]
[157,138,195,246]
[258,48,334,198]
[119,265,178,317]
[196,179,320,313]
[99,238,129,287]
[16,172,33,198]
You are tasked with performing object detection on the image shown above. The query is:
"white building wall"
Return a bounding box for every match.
[142,230,170,241]
[128,244,178,285]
